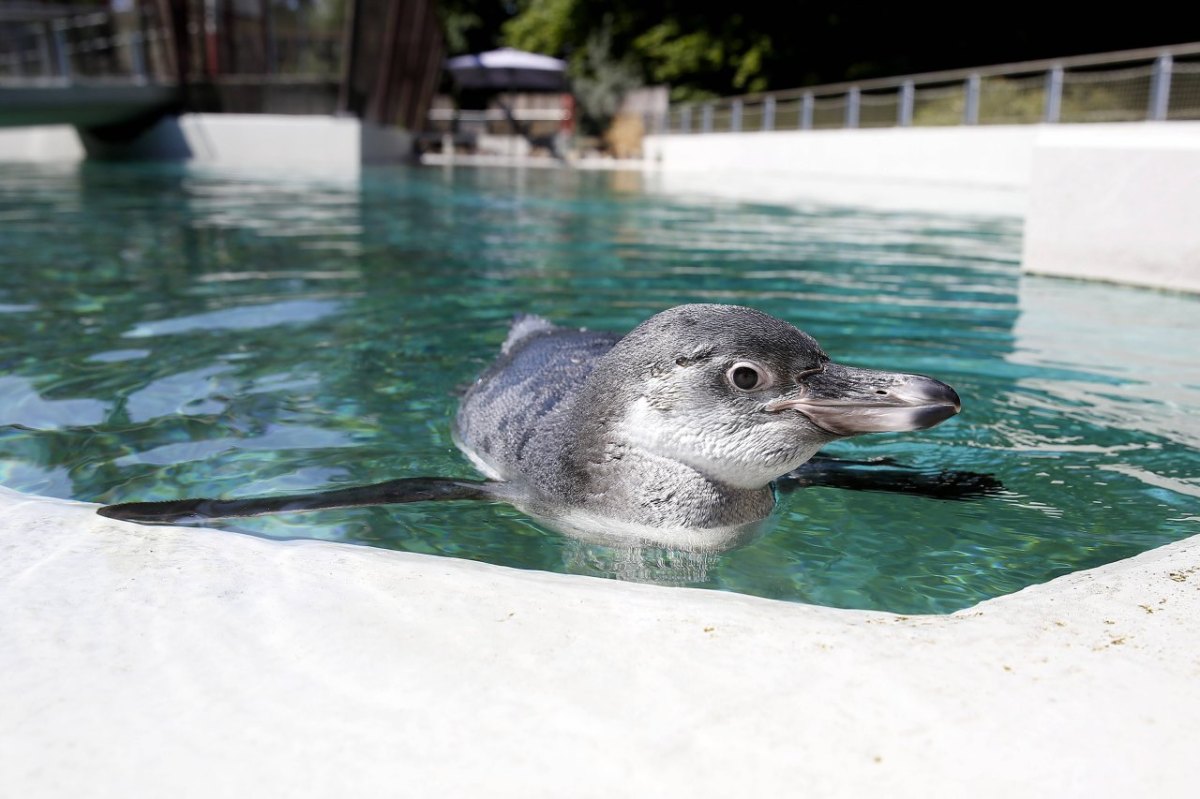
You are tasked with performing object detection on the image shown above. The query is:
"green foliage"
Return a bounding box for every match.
[979,79,1046,124]
[632,20,771,101]
[911,90,965,127]
[501,0,579,57]
[501,2,779,103]
[1059,83,1144,122]
[911,78,1139,127]
[439,7,483,55]
[436,0,522,55]
[442,0,1191,122]
[569,21,643,135]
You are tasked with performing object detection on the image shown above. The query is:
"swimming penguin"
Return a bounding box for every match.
[99,304,981,540]
[452,303,961,541]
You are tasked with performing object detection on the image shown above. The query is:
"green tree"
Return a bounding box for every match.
[437,0,521,55]
[568,19,643,135]
[499,0,1194,102]
[502,1,778,102]
[437,0,1194,134]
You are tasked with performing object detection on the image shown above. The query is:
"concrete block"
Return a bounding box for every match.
[1023,123,1200,293]
[69,113,414,170]
[175,114,363,171]
[0,125,85,161]
[644,126,1040,188]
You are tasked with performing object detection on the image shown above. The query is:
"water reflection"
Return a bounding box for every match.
[1012,275,1200,449]
[123,299,342,338]
[562,540,722,587]
[0,375,111,428]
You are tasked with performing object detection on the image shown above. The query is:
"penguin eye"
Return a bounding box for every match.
[726,362,771,392]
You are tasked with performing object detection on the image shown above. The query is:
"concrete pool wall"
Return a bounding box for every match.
[0,113,413,171]
[428,122,1200,294]
[646,122,1200,294]
[3,485,1199,797]
[4,115,1198,292]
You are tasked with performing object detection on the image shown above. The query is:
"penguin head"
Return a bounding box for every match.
[585,304,960,489]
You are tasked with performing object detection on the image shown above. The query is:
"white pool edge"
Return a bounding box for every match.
[2,485,1198,798]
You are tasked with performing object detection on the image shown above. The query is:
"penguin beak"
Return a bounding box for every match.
[765,363,961,436]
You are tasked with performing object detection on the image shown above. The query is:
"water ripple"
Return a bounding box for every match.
[0,162,1197,614]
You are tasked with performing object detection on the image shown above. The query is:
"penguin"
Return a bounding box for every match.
[99,304,988,546]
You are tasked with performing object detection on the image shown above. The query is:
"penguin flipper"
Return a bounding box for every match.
[780,456,1004,501]
[97,477,502,525]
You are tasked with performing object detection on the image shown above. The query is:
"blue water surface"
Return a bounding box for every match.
[1,161,1197,613]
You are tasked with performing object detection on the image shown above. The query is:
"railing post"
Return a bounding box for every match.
[1044,65,1063,123]
[898,80,914,126]
[730,99,743,132]
[129,30,147,82]
[701,103,713,133]
[680,106,692,133]
[762,95,776,131]
[800,92,813,130]
[964,73,981,125]
[1148,53,1173,121]
[38,23,54,77]
[846,86,860,128]
[52,21,70,80]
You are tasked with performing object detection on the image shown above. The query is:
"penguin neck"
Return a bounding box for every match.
[558,386,777,529]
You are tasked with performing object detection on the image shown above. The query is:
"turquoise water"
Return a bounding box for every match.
[1,161,1198,613]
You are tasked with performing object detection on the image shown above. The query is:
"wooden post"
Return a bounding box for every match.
[202,0,219,76]
[337,0,360,114]
[368,0,403,124]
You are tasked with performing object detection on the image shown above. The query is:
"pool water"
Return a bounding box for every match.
[1,161,1198,613]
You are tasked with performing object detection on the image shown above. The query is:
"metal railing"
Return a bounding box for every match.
[0,9,169,84]
[0,10,345,86]
[655,42,1200,134]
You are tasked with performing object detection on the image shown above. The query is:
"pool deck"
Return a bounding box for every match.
[3,485,1198,797]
